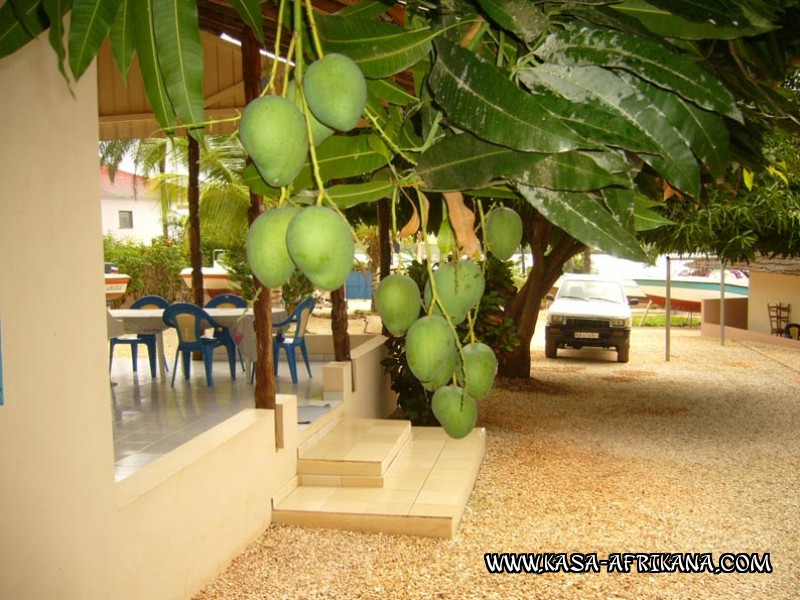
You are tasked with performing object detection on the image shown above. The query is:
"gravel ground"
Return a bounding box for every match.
[193,322,800,600]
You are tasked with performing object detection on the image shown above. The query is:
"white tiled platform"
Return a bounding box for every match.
[273,420,486,538]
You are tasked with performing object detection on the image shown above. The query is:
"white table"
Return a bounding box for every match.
[108,307,287,378]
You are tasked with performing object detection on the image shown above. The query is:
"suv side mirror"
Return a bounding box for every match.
[628,298,639,306]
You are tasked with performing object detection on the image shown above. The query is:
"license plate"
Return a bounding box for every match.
[574,332,599,339]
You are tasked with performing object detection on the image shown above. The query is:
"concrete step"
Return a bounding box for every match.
[273,426,486,538]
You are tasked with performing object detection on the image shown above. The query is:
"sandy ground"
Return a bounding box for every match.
[192,322,800,600]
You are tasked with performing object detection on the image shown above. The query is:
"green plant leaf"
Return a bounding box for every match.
[601,187,635,232]
[68,0,120,80]
[523,64,700,196]
[337,0,392,19]
[518,184,649,261]
[316,15,438,78]
[153,0,204,138]
[366,78,417,105]
[620,71,729,177]
[518,64,660,154]
[536,23,743,122]
[227,0,263,44]
[43,0,72,86]
[611,0,774,39]
[108,0,134,81]
[0,0,49,59]
[641,0,747,28]
[131,0,176,131]
[633,194,675,231]
[292,134,389,190]
[325,180,395,208]
[429,39,588,153]
[474,0,547,43]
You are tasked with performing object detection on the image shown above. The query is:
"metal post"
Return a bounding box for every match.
[720,259,726,346]
[665,256,671,361]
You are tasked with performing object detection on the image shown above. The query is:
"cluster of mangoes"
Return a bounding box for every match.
[374,206,523,439]
[247,204,354,292]
[238,53,367,188]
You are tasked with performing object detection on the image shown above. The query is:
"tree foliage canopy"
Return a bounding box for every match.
[2,0,799,262]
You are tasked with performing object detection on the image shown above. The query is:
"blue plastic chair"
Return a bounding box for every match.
[273,297,316,384]
[204,294,247,372]
[109,295,169,377]
[162,303,236,387]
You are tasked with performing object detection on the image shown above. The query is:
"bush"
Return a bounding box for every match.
[104,234,187,304]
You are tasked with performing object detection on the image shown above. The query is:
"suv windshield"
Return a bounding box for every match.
[557,280,626,304]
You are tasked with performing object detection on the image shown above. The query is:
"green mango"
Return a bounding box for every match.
[246,206,300,288]
[286,206,354,291]
[303,53,367,132]
[431,385,478,439]
[238,96,309,188]
[457,342,497,400]
[375,274,421,336]
[285,81,335,147]
[405,315,457,391]
[485,206,523,261]
[424,260,485,324]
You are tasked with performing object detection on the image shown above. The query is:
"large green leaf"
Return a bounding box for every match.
[108,0,134,81]
[227,0,263,44]
[153,0,204,137]
[536,23,743,122]
[68,0,120,80]
[324,180,395,208]
[417,133,625,191]
[610,0,774,39]
[337,0,392,19]
[518,64,660,153]
[474,0,547,44]
[518,184,649,261]
[0,0,48,59]
[620,71,730,178]
[429,39,588,153]
[43,0,71,85]
[523,64,701,196]
[366,78,417,105]
[641,0,747,28]
[316,15,438,78]
[633,194,675,231]
[601,187,635,232]
[131,0,176,131]
[292,134,389,190]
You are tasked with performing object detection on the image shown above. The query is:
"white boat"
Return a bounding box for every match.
[180,264,240,299]
[105,273,130,301]
[634,270,749,313]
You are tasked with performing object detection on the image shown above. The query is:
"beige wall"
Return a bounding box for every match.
[747,271,800,334]
[0,40,116,598]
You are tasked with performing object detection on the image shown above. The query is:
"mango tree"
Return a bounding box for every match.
[3,0,799,387]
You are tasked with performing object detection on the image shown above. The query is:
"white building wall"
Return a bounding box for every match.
[102,196,165,244]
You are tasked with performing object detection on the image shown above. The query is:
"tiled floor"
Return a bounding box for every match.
[109,350,329,481]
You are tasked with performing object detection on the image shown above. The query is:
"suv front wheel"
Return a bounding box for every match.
[617,344,630,363]
[545,338,558,359]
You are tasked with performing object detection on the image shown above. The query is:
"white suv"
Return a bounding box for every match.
[545,275,633,363]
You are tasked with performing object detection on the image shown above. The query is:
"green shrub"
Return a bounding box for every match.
[104,234,187,304]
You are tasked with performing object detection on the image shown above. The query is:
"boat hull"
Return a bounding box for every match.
[180,267,240,298]
[634,278,749,313]
[105,274,130,301]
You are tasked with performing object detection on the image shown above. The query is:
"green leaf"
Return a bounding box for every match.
[109,0,134,81]
[536,23,743,122]
[518,184,649,261]
[474,0,547,44]
[325,180,395,208]
[68,0,120,80]
[602,187,635,232]
[227,0,263,44]
[131,0,176,131]
[316,15,438,78]
[153,0,205,138]
[518,64,660,154]
[633,195,675,231]
[43,0,72,86]
[0,0,49,59]
[337,0,393,19]
[366,78,418,105]
[429,39,588,153]
[621,71,729,177]
[417,133,625,191]
[292,134,389,190]
[641,0,747,28]
[523,64,700,196]
[611,0,774,39]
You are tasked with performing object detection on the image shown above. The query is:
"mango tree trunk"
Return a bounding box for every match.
[498,214,585,378]
[187,136,204,308]
[331,286,351,361]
